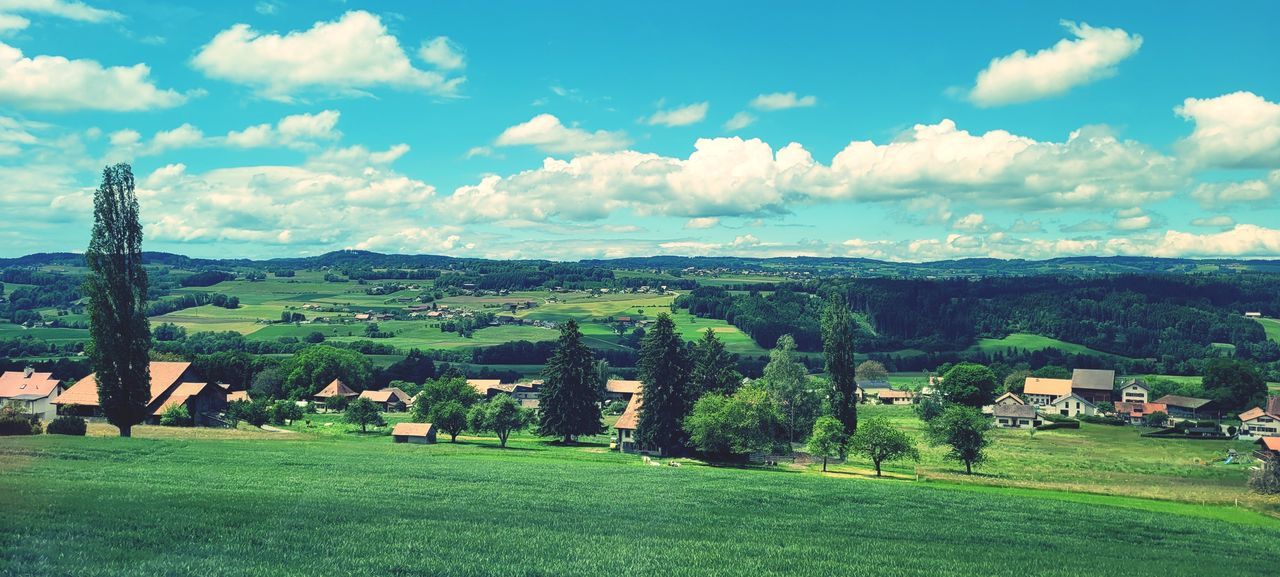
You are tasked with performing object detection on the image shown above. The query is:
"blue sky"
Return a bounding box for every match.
[1,0,1278,260]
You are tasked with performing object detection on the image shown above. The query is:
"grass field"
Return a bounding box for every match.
[968,332,1123,358]
[0,324,89,343]
[2,420,1278,576]
[1256,317,1280,343]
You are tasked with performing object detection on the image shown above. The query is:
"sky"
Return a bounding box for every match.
[1,0,1279,261]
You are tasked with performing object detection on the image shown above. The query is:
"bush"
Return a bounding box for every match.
[46,415,86,436]
[0,403,40,435]
[605,400,627,415]
[1035,421,1080,431]
[1079,414,1126,426]
[159,404,193,427]
[1041,412,1077,423]
[1250,456,1280,494]
[1227,425,1238,436]
[227,399,269,427]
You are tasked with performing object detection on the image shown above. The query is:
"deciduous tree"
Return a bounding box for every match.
[761,335,819,444]
[469,394,529,448]
[937,363,998,408]
[926,405,991,475]
[848,416,918,476]
[822,300,859,434]
[806,416,847,472]
[343,397,385,433]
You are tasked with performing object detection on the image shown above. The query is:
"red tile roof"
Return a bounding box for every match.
[314,379,357,398]
[152,382,221,416]
[55,362,192,407]
[1023,377,1072,397]
[360,387,409,404]
[227,390,251,403]
[605,379,643,395]
[392,422,434,437]
[0,370,60,400]
[1261,437,1280,452]
[615,393,642,430]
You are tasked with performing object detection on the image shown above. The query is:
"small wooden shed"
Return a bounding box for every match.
[392,422,437,444]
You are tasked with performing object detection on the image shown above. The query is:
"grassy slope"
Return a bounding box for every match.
[967,332,1123,358]
[2,425,1278,577]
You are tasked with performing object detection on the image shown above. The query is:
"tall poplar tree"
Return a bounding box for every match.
[821,297,859,434]
[538,320,604,443]
[85,163,151,438]
[689,328,741,400]
[637,313,690,454]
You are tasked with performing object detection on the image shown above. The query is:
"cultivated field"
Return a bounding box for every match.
[1,422,1277,577]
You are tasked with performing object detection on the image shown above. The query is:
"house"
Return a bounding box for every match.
[1268,396,1280,416]
[227,390,251,403]
[877,389,915,405]
[1070,369,1115,403]
[467,379,507,398]
[150,382,228,426]
[1258,436,1280,458]
[353,313,372,321]
[1152,395,1217,420]
[1117,380,1150,404]
[359,387,411,411]
[313,379,359,403]
[1048,393,1098,418]
[0,367,62,421]
[1023,377,1072,407]
[1245,312,1263,319]
[615,393,642,453]
[994,392,1024,406]
[1114,402,1168,424]
[510,381,542,408]
[391,422,436,444]
[605,379,643,402]
[993,404,1042,429]
[54,361,201,422]
[856,379,894,402]
[1238,406,1280,438]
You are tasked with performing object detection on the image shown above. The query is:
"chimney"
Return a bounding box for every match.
[23,366,34,378]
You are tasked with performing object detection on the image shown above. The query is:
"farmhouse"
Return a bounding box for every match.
[994,392,1024,406]
[313,379,359,403]
[605,379,643,402]
[1152,395,1217,420]
[54,361,206,423]
[151,382,229,426]
[359,387,411,411]
[856,379,894,402]
[391,422,437,444]
[1115,401,1167,424]
[877,389,915,405]
[1117,380,1150,404]
[993,404,1042,429]
[1070,369,1115,403]
[0,367,62,421]
[615,393,642,453]
[1238,406,1280,438]
[1258,436,1280,458]
[1048,393,1098,418]
[468,379,508,398]
[1023,377,1072,406]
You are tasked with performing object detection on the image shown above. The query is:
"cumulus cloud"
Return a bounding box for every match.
[1175,91,1280,168]
[750,92,816,110]
[227,110,342,149]
[0,41,187,111]
[192,11,463,102]
[951,213,987,232]
[685,217,720,229]
[968,21,1142,107]
[443,118,1182,224]
[1189,172,1278,207]
[644,102,708,127]
[0,0,121,23]
[0,13,28,32]
[1191,215,1235,229]
[417,36,465,71]
[494,114,630,154]
[723,111,755,131]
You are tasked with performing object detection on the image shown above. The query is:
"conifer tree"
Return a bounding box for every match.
[689,328,741,399]
[822,297,859,434]
[538,320,604,443]
[637,313,690,453]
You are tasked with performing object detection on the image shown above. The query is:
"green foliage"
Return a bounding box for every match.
[0,402,40,436]
[848,416,918,476]
[343,397,385,433]
[913,394,945,422]
[468,394,529,447]
[1145,411,1169,427]
[937,363,998,408]
[411,377,479,422]
[926,405,992,475]
[433,401,469,442]
[324,395,350,412]
[269,400,303,426]
[159,404,192,427]
[1002,369,1031,394]
[46,415,87,436]
[227,399,269,427]
[282,345,374,399]
[761,334,820,443]
[538,320,603,442]
[684,383,780,458]
[806,416,848,472]
[637,313,691,453]
[1250,457,1280,495]
[854,360,887,383]
[1202,358,1267,410]
[689,328,742,399]
[822,299,859,434]
[85,163,151,438]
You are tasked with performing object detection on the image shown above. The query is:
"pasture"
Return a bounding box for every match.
[2,423,1278,577]
[968,332,1123,358]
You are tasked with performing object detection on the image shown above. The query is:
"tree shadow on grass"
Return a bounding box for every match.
[473,444,538,452]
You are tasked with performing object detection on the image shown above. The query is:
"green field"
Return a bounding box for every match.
[1256,317,1280,343]
[968,332,1122,358]
[2,419,1277,576]
[0,324,89,343]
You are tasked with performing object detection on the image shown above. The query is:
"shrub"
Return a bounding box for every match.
[1250,456,1280,494]
[227,399,269,427]
[0,403,40,435]
[1227,425,1238,436]
[160,404,193,427]
[1036,421,1080,431]
[46,415,87,436]
[325,395,350,412]
[605,400,628,415]
[1079,414,1125,426]
[913,394,945,422]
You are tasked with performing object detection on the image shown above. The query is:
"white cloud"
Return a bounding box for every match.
[1189,172,1278,207]
[723,111,755,131]
[750,92,816,111]
[968,21,1142,107]
[0,0,121,23]
[0,115,38,155]
[1007,218,1044,233]
[192,11,463,102]
[644,102,708,127]
[0,41,187,111]
[494,114,630,154]
[951,213,986,231]
[254,1,278,15]
[418,36,465,71]
[1175,91,1280,168]
[227,110,342,149]
[0,13,28,32]
[685,217,720,229]
[1191,215,1235,229]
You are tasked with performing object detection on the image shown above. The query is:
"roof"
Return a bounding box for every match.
[152,382,222,416]
[314,379,357,398]
[1115,401,1140,414]
[1239,407,1278,422]
[1261,437,1280,452]
[615,394,642,430]
[1071,369,1115,391]
[1143,402,1167,415]
[1268,396,1280,416]
[1153,395,1213,409]
[55,361,192,407]
[993,404,1038,419]
[227,390,251,403]
[1050,393,1096,408]
[0,370,60,400]
[360,387,409,404]
[1121,380,1150,392]
[467,379,504,395]
[605,379,642,395]
[858,379,892,389]
[391,422,434,437]
[994,392,1025,405]
[878,390,914,399]
[1023,377,1072,397]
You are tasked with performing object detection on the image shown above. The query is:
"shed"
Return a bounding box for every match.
[392,422,437,444]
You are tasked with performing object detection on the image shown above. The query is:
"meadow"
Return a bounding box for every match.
[967,332,1123,358]
[2,420,1278,577]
